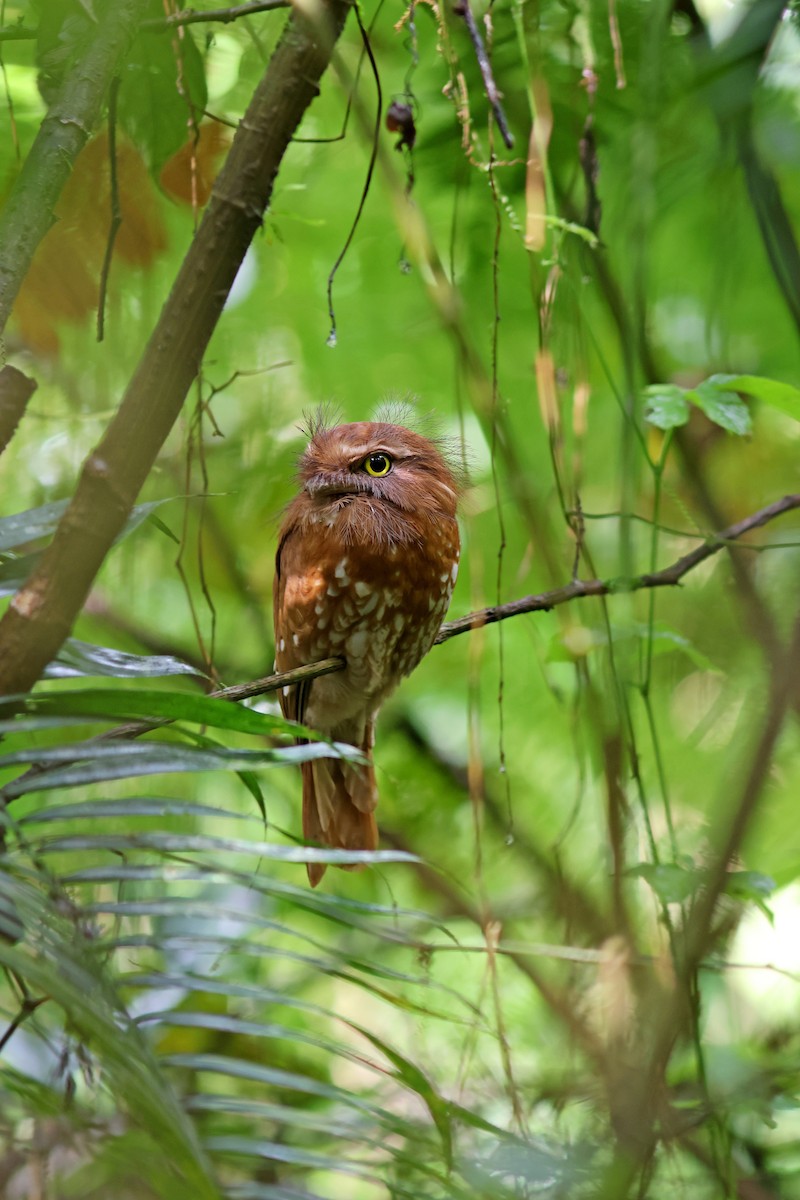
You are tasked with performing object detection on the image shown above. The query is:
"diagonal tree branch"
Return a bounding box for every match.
[0,0,151,334]
[0,0,352,699]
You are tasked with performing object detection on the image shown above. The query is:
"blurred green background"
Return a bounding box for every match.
[0,0,799,1195]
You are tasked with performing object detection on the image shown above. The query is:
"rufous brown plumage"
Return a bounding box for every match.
[273,418,460,885]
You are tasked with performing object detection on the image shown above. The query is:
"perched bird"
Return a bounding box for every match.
[273,417,460,885]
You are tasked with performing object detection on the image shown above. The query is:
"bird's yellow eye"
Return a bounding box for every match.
[363,452,392,477]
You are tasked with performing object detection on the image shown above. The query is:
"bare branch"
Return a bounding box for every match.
[0,25,36,43]
[212,658,345,703]
[452,0,513,148]
[0,2,291,42]
[142,1,290,28]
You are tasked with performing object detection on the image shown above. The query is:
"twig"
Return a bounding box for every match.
[0,995,47,1054]
[325,1,382,347]
[96,76,122,343]
[0,0,149,334]
[213,658,345,702]
[453,0,513,148]
[0,25,35,42]
[142,1,289,29]
[435,493,800,643]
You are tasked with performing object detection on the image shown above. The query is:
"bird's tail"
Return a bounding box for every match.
[301,744,378,887]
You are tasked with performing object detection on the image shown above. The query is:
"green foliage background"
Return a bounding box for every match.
[0,0,799,1196]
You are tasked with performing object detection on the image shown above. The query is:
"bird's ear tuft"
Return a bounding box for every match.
[373,396,468,491]
[372,395,423,431]
[300,403,342,443]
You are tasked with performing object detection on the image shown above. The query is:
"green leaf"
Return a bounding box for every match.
[29,832,417,870]
[644,377,755,435]
[121,10,208,176]
[0,739,363,800]
[0,874,219,1200]
[705,374,800,422]
[629,622,718,671]
[547,623,717,671]
[0,499,69,551]
[643,384,690,430]
[45,639,204,680]
[33,0,94,99]
[237,768,267,823]
[353,1027,453,1169]
[0,496,179,554]
[688,378,752,435]
[472,1136,585,1187]
[0,552,40,596]
[204,1135,374,1178]
[161,1053,381,1112]
[724,870,776,900]
[0,499,181,595]
[18,797,252,824]
[725,870,776,921]
[628,862,701,904]
[12,686,310,739]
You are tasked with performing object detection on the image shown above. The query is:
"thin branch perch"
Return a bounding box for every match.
[217,492,800,700]
[435,492,800,644]
[142,1,290,27]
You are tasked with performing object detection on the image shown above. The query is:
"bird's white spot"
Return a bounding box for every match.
[354,580,371,597]
[292,633,300,647]
[279,638,285,652]
[282,686,290,697]
[317,616,329,630]
[451,562,459,583]
[329,630,346,645]
[326,584,339,597]
[347,630,368,659]
[314,603,324,615]
[428,596,437,611]
[334,558,350,585]
[360,592,379,615]
[439,573,449,583]
[393,613,405,632]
